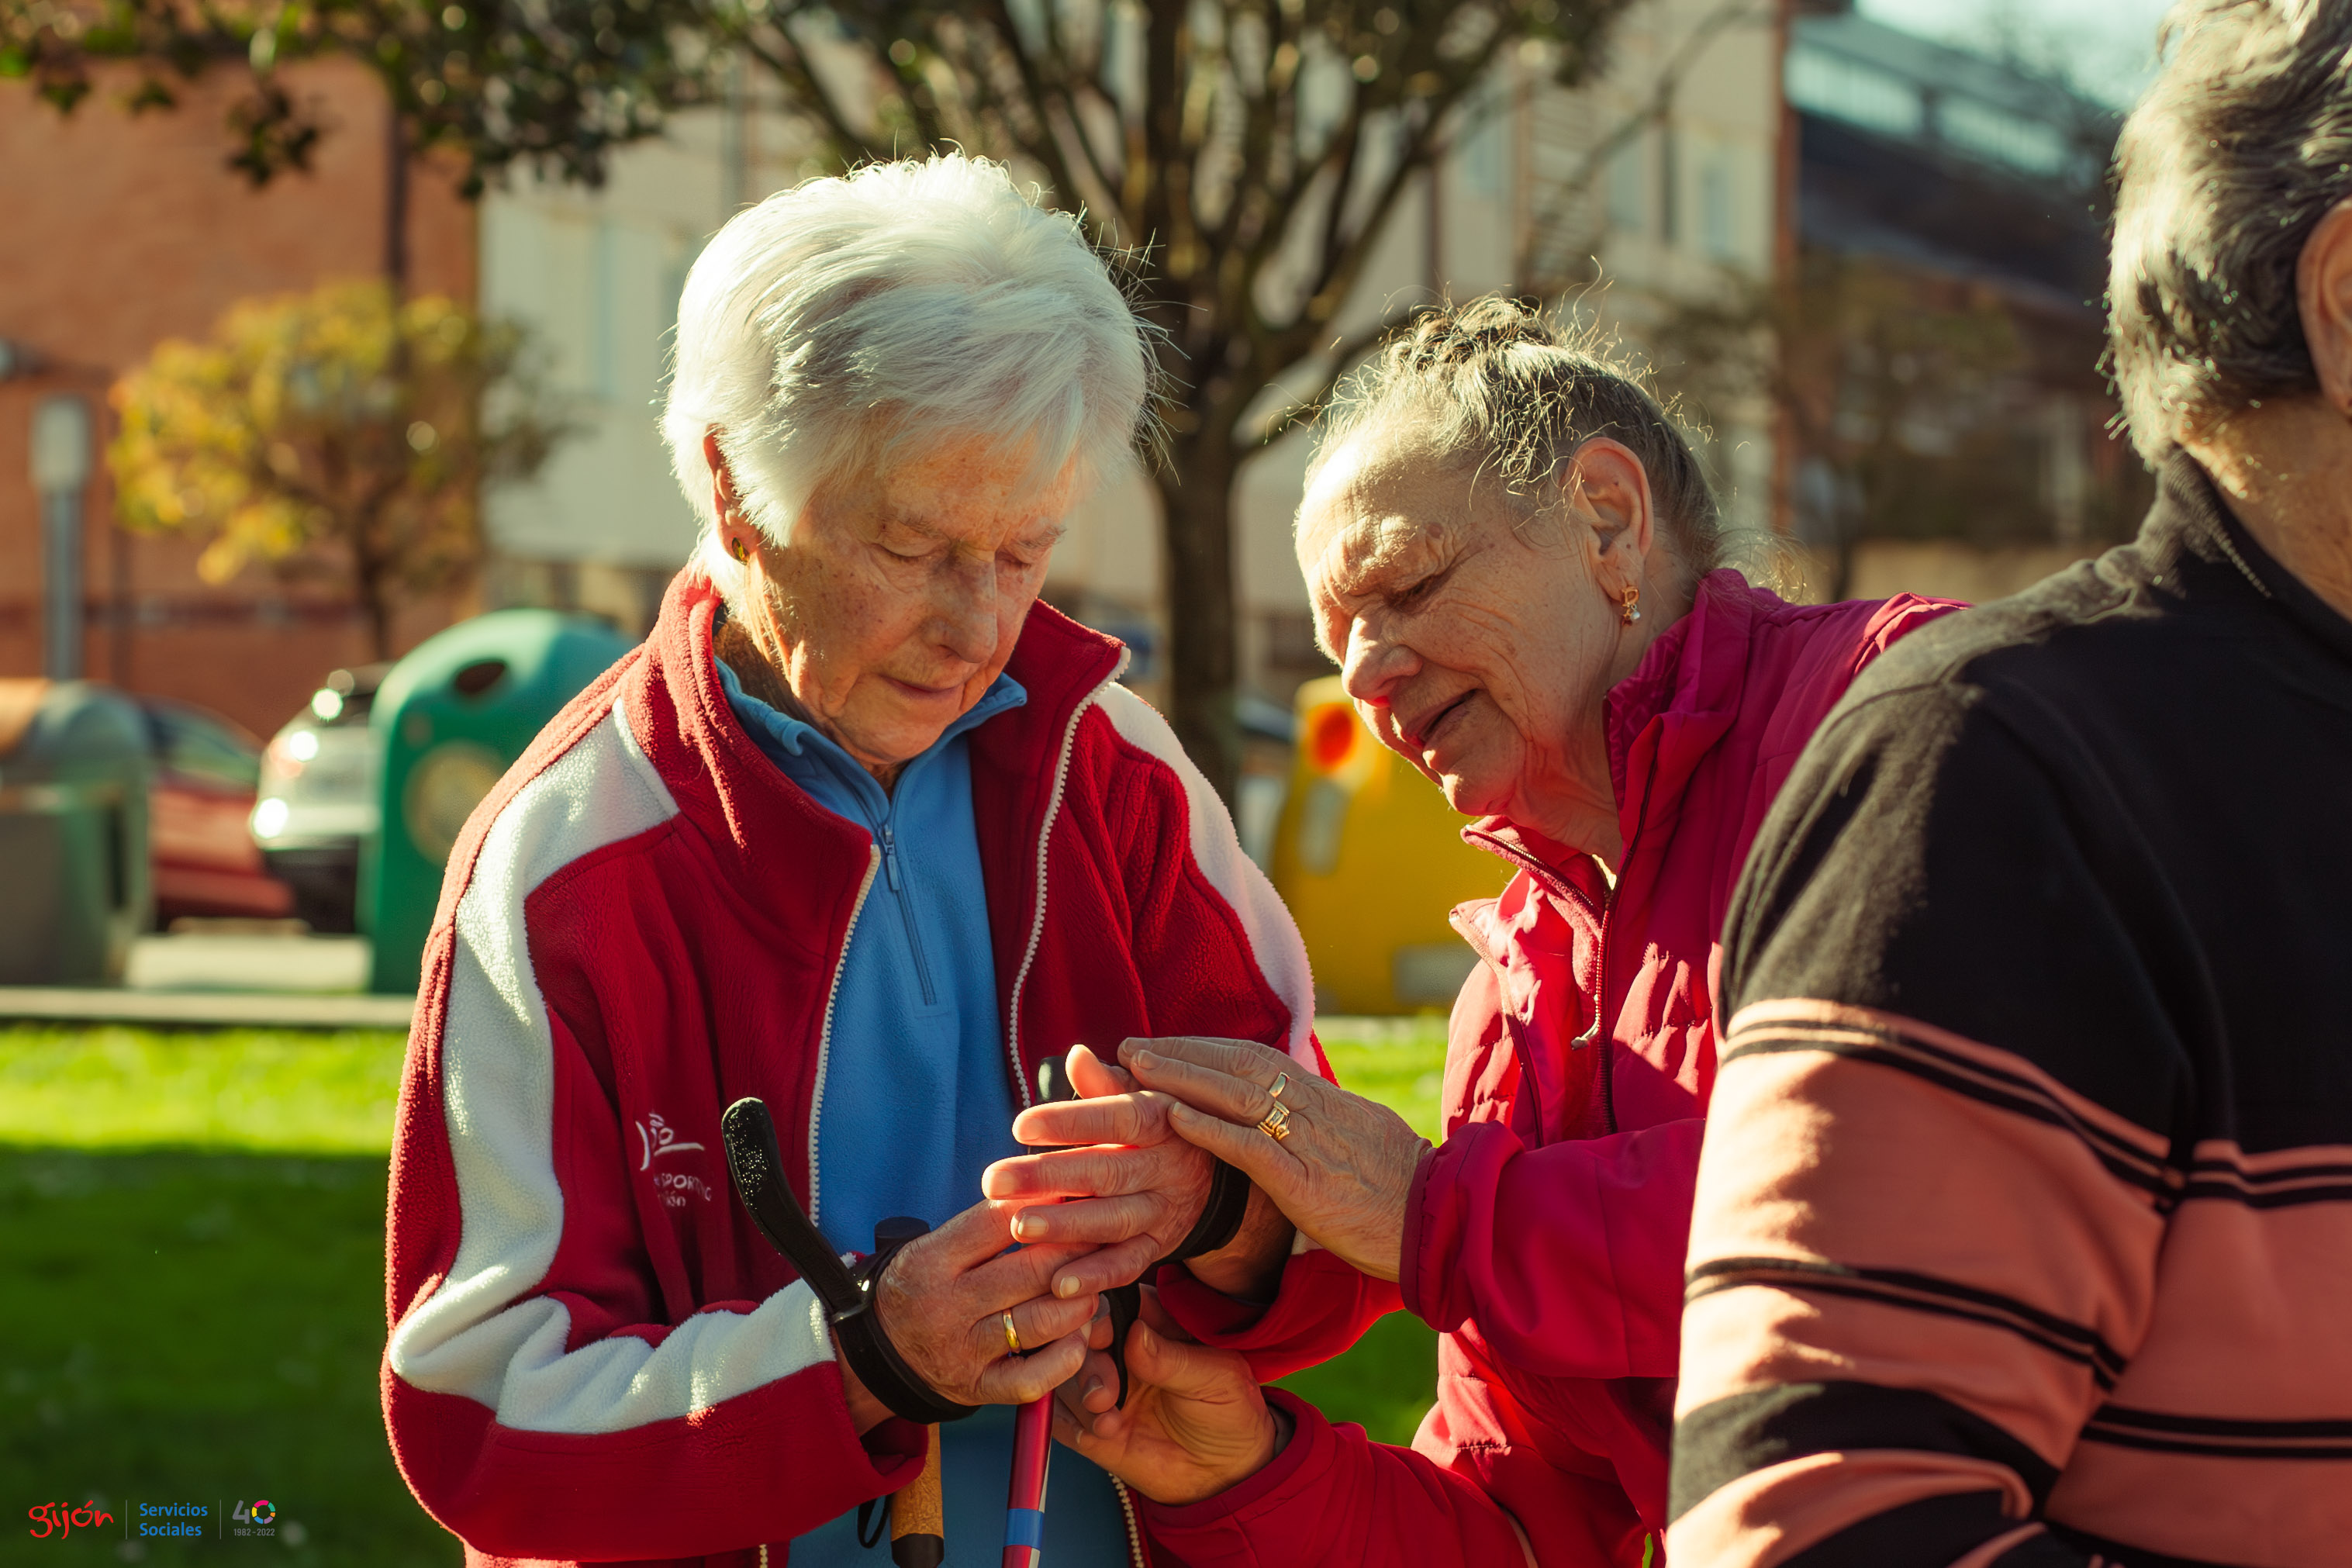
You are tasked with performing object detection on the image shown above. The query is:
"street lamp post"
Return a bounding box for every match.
[30,394,94,681]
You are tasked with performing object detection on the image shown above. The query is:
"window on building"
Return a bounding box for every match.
[1785,46,1925,139]
[1698,149,1736,261]
[1660,123,1681,248]
[1462,85,1506,199]
[590,220,619,402]
[1608,133,1646,235]
[1936,96,2069,179]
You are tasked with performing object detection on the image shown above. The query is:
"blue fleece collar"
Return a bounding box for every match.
[715,655,1026,798]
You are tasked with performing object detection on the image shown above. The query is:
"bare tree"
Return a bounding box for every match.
[717,0,1659,793]
[9,0,1691,793]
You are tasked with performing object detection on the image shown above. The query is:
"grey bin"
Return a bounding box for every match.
[0,679,154,984]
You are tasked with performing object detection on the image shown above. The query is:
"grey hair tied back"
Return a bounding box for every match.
[1311,297,1725,579]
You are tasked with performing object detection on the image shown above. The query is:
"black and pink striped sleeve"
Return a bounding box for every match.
[1670,684,2182,1567]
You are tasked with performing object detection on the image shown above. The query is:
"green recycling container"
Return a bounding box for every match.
[0,680,154,985]
[364,610,634,995]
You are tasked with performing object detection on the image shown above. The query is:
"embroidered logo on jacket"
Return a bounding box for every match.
[636,1111,706,1170]
[636,1113,714,1208]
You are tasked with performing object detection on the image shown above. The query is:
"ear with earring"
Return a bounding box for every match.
[1618,585,1642,625]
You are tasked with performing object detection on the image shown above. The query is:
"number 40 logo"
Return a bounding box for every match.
[232,1501,278,1526]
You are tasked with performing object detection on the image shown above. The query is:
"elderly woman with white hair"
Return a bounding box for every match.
[379,155,1318,1568]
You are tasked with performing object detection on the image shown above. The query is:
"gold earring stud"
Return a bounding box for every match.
[1619,585,1642,625]
[727,537,751,564]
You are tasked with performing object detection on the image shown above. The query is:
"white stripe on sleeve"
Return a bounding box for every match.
[387,704,835,1434]
[1094,684,1318,1063]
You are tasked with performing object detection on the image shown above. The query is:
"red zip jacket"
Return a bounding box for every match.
[1147,572,1957,1567]
[381,569,1324,1567]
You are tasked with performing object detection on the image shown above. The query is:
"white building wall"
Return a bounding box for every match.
[479,100,803,629]
[480,0,1784,648]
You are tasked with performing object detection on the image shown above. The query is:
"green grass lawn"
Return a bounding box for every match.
[1274,1017,1449,1445]
[1,1020,1448,1564]
[1,1027,432,1566]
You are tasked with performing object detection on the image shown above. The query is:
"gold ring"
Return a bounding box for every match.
[1001,1310,1023,1356]
[1256,1100,1292,1141]
[1268,1072,1290,1101]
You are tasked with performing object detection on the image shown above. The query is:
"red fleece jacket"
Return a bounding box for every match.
[381,570,1325,1567]
[1149,572,1959,1568]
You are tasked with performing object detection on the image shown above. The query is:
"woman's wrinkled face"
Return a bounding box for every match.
[723,434,1072,775]
[1296,434,1642,824]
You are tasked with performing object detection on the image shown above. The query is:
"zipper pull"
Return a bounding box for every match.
[881,826,902,891]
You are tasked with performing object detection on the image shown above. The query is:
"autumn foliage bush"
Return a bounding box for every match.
[109,281,565,658]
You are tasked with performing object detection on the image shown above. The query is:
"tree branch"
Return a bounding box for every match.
[1519,0,1765,288]
[735,18,894,166]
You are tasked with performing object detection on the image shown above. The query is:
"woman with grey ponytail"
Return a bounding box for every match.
[1010,297,1964,1565]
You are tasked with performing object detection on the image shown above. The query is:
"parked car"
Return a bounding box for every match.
[250,665,386,934]
[136,696,296,924]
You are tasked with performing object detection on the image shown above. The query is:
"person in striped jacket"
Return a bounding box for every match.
[1670,4,2352,1562]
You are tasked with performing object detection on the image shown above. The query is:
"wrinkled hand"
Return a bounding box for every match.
[983,1044,1293,1302]
[838,1196,1099,1432]
[1120,1036,1428,1283]
[1051,1289,1288,1505]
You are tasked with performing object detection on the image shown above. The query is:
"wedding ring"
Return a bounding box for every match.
[1268,1072,1290,1101]
[1256,1100,1293,1142]
[1001,1310,1023,1355]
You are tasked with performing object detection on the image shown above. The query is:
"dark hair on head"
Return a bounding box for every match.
[2110,0,2352,465]
[1307,296,1722,576]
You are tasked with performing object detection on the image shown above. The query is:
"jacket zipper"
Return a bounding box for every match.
[805,845,880,1228]
[834,762,937,1010]
[876,821,938,1007]
[1462,751,1662,1135]
[1112,1476,1145,1567]
[1003,653,1128,1110]
[1586,746,1663,1134]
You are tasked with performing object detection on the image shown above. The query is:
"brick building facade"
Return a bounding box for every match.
[0,61,476,740]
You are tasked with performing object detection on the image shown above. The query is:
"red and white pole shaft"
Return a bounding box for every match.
[1001,1394,1052,1567]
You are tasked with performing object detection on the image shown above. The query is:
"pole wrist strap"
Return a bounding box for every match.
[839,1217,979,1428]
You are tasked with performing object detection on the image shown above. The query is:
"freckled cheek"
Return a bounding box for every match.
[797,582,921,699]
[1414,608,1515,687]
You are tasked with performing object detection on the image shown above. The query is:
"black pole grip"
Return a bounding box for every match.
[721,1097,863,1314]
[720,1097,976,1427]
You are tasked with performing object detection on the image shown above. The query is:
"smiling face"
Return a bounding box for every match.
[1296,432,1662,848]
[715,433,1073,779]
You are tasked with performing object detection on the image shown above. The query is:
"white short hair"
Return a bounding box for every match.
[662,154,1153,594]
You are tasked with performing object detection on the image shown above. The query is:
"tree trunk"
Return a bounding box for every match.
[1155,427,1241,804]
[354,524,395,661]
[384,102,409,292]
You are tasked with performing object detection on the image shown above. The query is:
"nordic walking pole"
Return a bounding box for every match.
[1003,1060,1079,1568]
[1003,1393,1052,1568]
[721,1097,966,1567]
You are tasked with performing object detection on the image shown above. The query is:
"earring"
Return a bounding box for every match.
[727,536,751,564]
[1619,585,1642,625]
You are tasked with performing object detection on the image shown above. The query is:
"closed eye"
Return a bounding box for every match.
[1390,568,1447,609]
